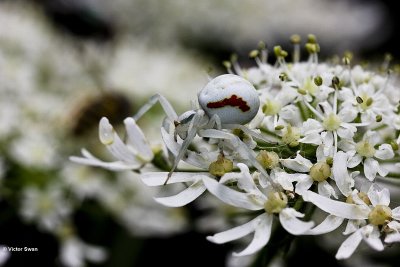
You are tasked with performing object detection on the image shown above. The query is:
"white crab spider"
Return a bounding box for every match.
[134,74,278,188]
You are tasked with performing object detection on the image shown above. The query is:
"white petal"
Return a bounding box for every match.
[318,101,333,115]
[385,232,400,243]
[274,171,305,191]
[337,126,355,140]
[367,184,390,206]
[299,133,322,145]
[332,151,354,197]
[279,208,314,235]
[124,118,153,161]
[207,213,267,244]
[338,108,357,122]
[281,153,312,172]
[305,215,344,235]
[364,130,381,146]
[338,139,356,152]
[362,225,384,251]
[99,118,139,163]
[364,158,379,181]
[69,150,141,171]
[335,229,363,260]
[141,172,205,186]
[202,176,264,210]
[391,206,400,220]
[347,154,362,169]
[235,163,263,194]
[155,180,206,207]
[374,144,394,160]
[301,119,324,135]
[318,181,338,198]
[343,220,363,235]
[233,214,273,256]
[303,191,369,220]
[294,175,313,195]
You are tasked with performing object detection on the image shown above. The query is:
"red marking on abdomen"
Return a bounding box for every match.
[206,95,250,112]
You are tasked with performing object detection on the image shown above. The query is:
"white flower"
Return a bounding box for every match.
[70,117,153,171]
[19,184,72,232]
[335,184,394,259]
[340,82,394,124]
[280,153,337,198]
[339,130,394,181]
[299,99,365,152]
[203,164,314,256]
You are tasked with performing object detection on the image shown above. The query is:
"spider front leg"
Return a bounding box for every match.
[206,114,222,130]
[224,124,280,144]
[133,93,179,122]
[164,109,206,185]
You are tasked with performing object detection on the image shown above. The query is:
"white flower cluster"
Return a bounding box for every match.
[73,35,400,262]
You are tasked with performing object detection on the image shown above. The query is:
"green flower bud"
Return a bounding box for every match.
[326,157,333,166]
[390,140,399,151]
[290,34,301,44]
[307,34,317,44]
[310,162,331,182]
[274,46,288,58]
[209,154,233,177]
[249,49,259,58]
[314,76,323,86]
[264,192,288,214]
[331,76,340,89]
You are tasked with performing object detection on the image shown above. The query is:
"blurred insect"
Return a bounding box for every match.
[71,92,132,137]
[133,74,279,188]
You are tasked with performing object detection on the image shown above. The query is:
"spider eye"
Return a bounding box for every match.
[198,74,260,124]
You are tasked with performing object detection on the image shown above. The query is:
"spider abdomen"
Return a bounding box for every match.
[198,74,260,124]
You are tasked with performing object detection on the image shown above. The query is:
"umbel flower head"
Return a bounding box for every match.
[71,34,400,263]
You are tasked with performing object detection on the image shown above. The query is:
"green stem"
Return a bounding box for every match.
[259,127,281,139]
[296,102,308,121]
[386,172,400,179]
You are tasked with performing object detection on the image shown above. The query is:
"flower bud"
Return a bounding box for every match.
[256,150,280,169]
[209,154,233,177]
[264,192,288,214]
[310,162,331,182]
[346,192,371,205]
[368,205,392,226]
[314,76,323,86]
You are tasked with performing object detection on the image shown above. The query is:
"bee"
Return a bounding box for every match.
[70,92,132,137]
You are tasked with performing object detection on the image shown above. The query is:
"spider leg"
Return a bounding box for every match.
[224,124,279,144]
[199,128,281,191]
[206,114,222,130]
[164,110,205,185]
[133,93,179,122]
